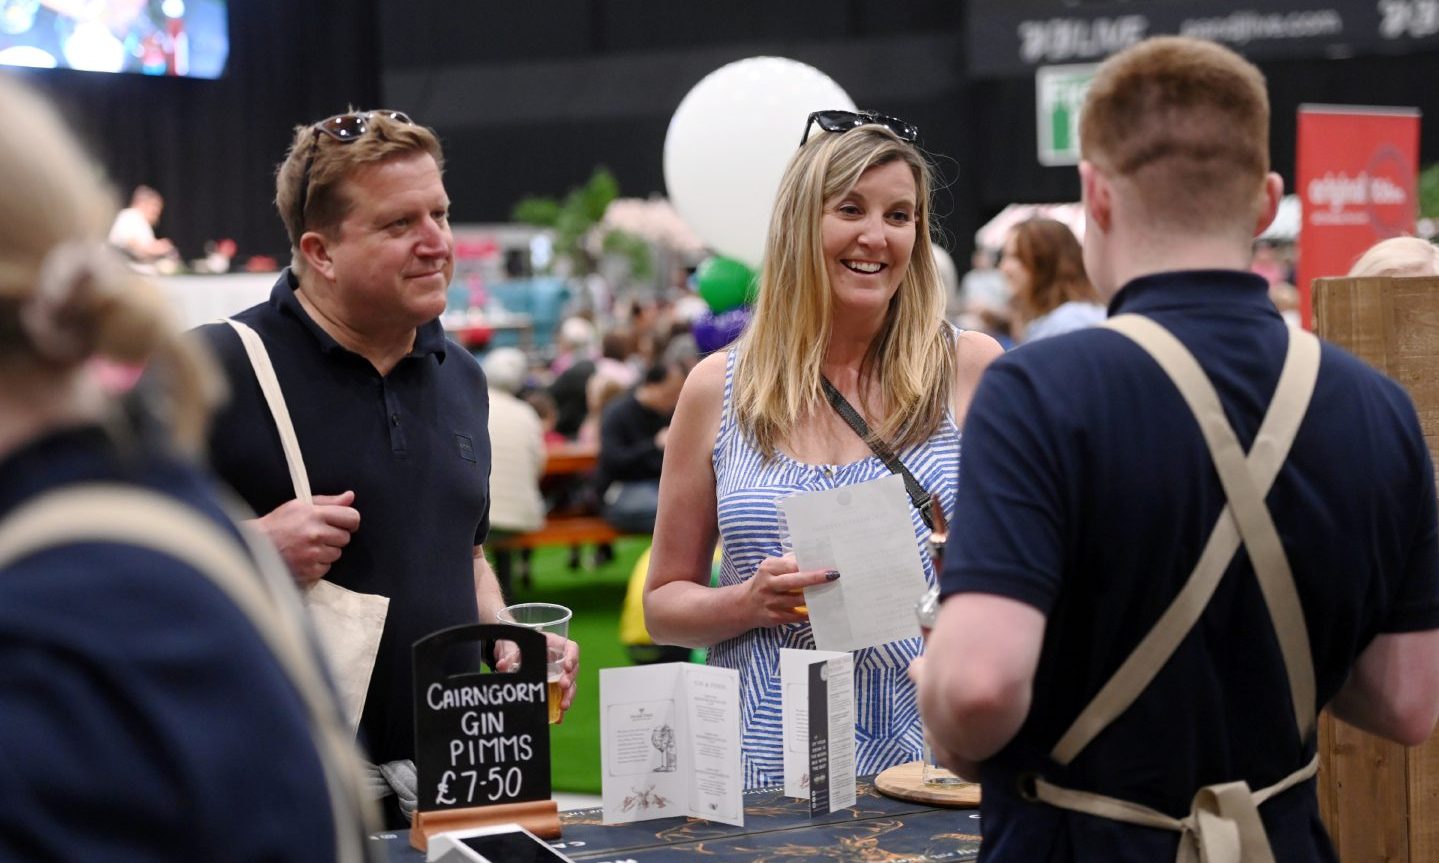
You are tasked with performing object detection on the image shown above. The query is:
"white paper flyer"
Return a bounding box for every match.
[600,663,742,826]
[797,651,856,814]
[778,474,929,652]
[780,647,853,803]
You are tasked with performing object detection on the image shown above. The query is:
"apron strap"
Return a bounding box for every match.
[1051,315,1321,764]
[1028,754,1319,863]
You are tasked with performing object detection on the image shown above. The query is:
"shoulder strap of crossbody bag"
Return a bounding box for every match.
[819,375,938,533]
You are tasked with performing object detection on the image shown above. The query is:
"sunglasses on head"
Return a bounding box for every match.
[294,110,415,232]
[799,109,920,147]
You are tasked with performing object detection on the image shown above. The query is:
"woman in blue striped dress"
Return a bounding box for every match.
[644,112,1003,788]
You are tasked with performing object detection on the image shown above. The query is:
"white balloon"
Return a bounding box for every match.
[664,57,855,268]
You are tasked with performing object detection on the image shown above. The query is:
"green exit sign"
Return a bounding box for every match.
[1036,63,1098,167]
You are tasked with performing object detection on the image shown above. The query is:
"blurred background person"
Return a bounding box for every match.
[1250,237,1290,285]
[596,358,687,535]
[644,112,1002,787]
[1269,281,1302,328]
[548,315,599,440]
[0,75,373,862]
[482,347,547,593]
[957,246,1010,318]
[1000,217,1105,344]
[108,184,178,270]
[579,326,641,446]
[522,387,567,445]
[1348,235,1439,278]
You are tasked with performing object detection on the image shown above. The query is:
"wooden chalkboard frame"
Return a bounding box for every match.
[409,623,561,850]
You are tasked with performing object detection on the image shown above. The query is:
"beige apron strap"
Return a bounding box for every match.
[1030,755,1318,863]
[1051,316,1321,764]
[226,318,312,503]
[0,484,380,862]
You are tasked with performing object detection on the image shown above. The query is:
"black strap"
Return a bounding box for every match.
[819,375,936,532]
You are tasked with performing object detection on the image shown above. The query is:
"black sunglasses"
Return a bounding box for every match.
[294,110,415,232]
[799,110,920,147]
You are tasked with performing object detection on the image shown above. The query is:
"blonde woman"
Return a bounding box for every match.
[644,112,1002,787]
[0,77,373,860]
[1348,235,1439,277]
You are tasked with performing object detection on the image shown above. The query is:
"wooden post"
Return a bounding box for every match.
[1313,275,1439,862]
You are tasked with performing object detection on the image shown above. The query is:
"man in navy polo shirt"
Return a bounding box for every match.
[914,38,1439,861]
[195,110,578,827]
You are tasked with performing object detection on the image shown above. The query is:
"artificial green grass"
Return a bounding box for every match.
[494,537,649,794]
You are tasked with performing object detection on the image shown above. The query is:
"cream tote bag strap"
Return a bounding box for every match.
[226,318,389,734]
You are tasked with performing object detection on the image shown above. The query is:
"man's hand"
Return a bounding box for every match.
[550,634,580,722]
[253,491,361,586]
[495,632,581,723]
[908,655,981,781]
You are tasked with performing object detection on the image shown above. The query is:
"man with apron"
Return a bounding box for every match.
[914,37,1439,861]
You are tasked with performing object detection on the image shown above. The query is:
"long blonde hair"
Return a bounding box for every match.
[0,76,220,452]
[733,124,954,457]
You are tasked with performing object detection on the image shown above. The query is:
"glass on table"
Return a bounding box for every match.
[916,585,965,786]
[498,601,572,724]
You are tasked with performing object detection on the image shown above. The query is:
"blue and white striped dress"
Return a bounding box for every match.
[710,350,962,789]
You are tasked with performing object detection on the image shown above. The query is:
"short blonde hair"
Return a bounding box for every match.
[275,110,444,270]
[0,76,218,451]
[1347,236,1439,277]
[1081,37,1270,234]
[734,123,954,457]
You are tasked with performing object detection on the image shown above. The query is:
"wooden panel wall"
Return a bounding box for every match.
[1314,275,1439,862]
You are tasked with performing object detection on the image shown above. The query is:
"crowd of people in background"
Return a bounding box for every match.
[951,220,1303,345]
[11,27,1439,863]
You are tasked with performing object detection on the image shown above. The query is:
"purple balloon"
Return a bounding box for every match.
[692,306,751,353]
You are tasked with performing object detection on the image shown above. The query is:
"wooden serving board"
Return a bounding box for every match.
[873,761,982,807]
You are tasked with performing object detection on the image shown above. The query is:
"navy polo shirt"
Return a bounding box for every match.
[0,427,334,862]
[942,270,1439,861]
[196,270,492,765]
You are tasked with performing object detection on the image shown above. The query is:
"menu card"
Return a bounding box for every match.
[778,474,929,652]
[780,648,855,813]
[600,663,743,826]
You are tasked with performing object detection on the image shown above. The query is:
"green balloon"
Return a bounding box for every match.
[697,256,756,313]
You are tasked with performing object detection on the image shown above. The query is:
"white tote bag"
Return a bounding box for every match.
[227,319,388,733]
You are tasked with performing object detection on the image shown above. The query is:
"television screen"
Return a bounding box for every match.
[0,0,228,78]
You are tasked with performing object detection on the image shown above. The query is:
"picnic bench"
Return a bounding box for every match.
[490,442,620,591]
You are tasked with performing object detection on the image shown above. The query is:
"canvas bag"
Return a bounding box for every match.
[227,318,389,733]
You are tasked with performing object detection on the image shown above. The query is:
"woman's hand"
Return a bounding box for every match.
[744,552,839,628]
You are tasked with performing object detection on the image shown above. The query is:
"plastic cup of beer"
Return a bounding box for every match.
[499,602,571,724]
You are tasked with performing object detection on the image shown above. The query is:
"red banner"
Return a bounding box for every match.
[1295,105,1419,328]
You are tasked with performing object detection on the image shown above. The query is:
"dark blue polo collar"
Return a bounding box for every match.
[1109,269,1278,321]
[268,268,449,363]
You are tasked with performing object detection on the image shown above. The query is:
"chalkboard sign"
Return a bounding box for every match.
[413,623,552,813]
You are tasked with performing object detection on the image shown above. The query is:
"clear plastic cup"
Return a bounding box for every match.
[498,602,571,724]
[916,586,965,786]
